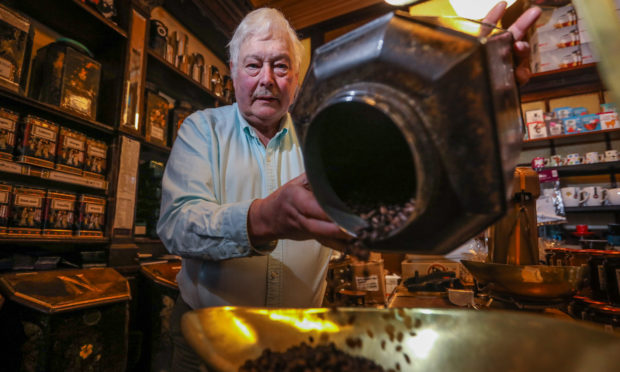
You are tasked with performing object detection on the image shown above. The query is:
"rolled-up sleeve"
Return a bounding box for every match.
[157,112,258,261]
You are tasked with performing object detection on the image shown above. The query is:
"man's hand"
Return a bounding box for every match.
[483,1,542,85]
[248,173,351,250]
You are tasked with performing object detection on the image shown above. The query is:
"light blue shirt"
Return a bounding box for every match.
[157,103,331,309]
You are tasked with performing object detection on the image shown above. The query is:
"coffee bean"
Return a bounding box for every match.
[343,197,416,260]
[239,342,386,371]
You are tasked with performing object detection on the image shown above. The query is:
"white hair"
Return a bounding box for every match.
[228,8,303,76]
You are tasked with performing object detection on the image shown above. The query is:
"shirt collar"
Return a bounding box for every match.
[235,103,291,143]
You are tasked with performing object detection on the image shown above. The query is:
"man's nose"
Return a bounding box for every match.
[258,65,275,86]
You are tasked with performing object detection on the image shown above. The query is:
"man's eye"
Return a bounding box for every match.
[274,64,289,74]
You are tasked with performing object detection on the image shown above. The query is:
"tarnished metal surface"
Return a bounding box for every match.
[291,12,522,254]
[182,306,620,372]
[140,261,181,290]
[461,260,586,299]
[0,268,130,313]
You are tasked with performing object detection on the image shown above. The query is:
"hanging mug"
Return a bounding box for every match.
[561,187,580,207]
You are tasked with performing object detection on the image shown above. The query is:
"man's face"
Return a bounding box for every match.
[232,35,298,128]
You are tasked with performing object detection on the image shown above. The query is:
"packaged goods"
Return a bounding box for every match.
[84,137,107,178]
[600,112,619,130]
[530,25,579,54]
[0,107,18,160]
[8,185,46,236]
[169,101,192,144]
[535,4,577,32]
[56,127,86,175]
[144,85,169,146]
[149,19,168,58]
[527,121,548,139]
[15,115,59,169]
[29,41,101,120]
[0,3,33,92]
[581,113,600,132]
[75,194,106,237]
[0,182,11,234]
[531,45,581,73]
[42,190,76,236]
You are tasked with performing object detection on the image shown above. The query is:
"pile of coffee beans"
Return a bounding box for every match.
[345,198,416,260]
[239,342,386,372]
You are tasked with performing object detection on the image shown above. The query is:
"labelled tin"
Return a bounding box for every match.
[0,107,18,160]
[16,115,58,169]
[56,127,86,175]
[75,194,106,237]
[42,190,76,237]
[8,185,45,236]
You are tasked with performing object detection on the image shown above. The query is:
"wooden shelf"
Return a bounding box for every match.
[146,49,228,109]
[540,161,620,177]
[520,64,603,102]
[522,128,620,150]
[0,86,115,138]
[0,236,109,244]
[7,0,127,48]
[0,159,108,192]
[564,206,620,213]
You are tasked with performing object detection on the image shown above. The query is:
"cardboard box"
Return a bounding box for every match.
[599,112,619,130]
[535,4,577,32]
[531,25,580,54]
[351,259,385,305]
[527,121,548,139]
[532,45,581,73]
[525,109,544,124]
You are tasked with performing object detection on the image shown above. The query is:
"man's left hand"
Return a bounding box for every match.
[483,1,542,85]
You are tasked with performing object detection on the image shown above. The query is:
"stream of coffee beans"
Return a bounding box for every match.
[239,342,386,372]
[344,198,416,260]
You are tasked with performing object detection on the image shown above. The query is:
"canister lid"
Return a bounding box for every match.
[140,261,181,290]
[0,267,130,313]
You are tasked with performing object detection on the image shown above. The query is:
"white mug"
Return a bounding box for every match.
[580,186,608,206]
[565,153,582,165]
[608,188,620,205]
[605,150,618,162]
[561,187,580,207]
[549,154,563,167]
[585,152,603,164]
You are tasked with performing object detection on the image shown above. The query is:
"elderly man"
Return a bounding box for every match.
[158,3,541,370]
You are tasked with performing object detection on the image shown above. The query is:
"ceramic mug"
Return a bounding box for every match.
[585,152,604,164]
[549,154,563,166]
[531,156,548,169]
[608,188,620,205]
[565,153,582,165]
[561,186,581,207]
[605,150,619,162]
[580,186,607,206]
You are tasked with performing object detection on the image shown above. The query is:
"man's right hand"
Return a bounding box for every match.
[247,173,351,250]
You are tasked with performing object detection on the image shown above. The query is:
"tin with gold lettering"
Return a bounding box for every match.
[42,190,76,237]
[8,185,45,236]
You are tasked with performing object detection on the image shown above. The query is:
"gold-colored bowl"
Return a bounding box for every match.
[461,260,586,300]
[182,306,619,372]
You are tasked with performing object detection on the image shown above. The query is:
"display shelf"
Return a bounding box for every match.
[6,0,127,46]
[0,86,115,137]
[540,161,620,177]
[522,128,620,150]
[146,49,228,109]
[0,159,108,191]
[0,237,109,244]
[564,206,620,213]
[520,63,603,102]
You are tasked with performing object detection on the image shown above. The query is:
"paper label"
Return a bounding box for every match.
[51,199,73,211]
[0,58,13,80]
[150,125,164,141]
[0,117,15,131]
[15,194,41,208]
[355,275,379,292]
[66,94,91,116]
[32,125,56,141]
[86,203,105,214]
[87,145,106,158]
[64,136,85,150]
[0,190,8,204]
